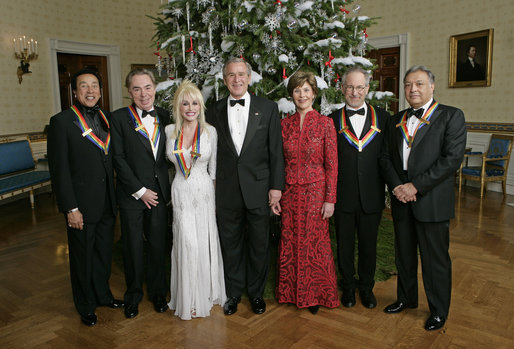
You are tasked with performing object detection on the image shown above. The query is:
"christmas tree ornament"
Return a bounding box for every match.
[268,67,277,75]
[287,20,297,31]
[353,4,361,13]
[264,13,280,31]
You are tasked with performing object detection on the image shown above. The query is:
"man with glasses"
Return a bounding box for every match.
[329,66,390,310]
[380,65,466,331]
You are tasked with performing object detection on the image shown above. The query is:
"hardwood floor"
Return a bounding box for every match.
[0,189,513,348]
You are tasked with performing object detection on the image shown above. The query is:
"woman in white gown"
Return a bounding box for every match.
[165,80,226,320]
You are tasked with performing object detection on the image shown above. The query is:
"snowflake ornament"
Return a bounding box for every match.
[286,52,298,70]
[171,7,183,18]
[185,54,203,84]
[264,13,280,31]
[263,34,284,55]
[197,0,211,7]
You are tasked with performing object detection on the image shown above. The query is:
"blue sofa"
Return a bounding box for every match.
[0,139,51,208]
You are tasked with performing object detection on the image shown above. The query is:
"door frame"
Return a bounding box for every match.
[49,39,122,114]
[368,33,409,110]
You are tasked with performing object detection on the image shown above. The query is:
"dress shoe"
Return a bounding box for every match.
[383,301,418,314]
[124,304,138,318]
[250,297,266,314]
[425,314,446,331]
[152,295,168,313]
[80,313,97,326]
[308,305,320,314]
[359,290,377,309]
[101,299,124,309]
[223,296,241,315]
[341,289,356,308]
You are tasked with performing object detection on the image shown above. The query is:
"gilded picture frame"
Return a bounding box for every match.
[449,29,493,88]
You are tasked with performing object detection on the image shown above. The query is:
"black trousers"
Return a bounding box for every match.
[216,187,270,299]
[393,205,452,317]
[334,207,382,292]
[66,203,115,317]
[119,193,168,305]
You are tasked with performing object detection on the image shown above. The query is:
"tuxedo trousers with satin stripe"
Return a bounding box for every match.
[66,195,115,317]
[119,188,168,305]
[393,204,452,317]
[216,187,270,299]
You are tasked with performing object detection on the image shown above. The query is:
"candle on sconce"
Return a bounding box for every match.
[35,41,38,54]
[13,38,18,54]
[30,39,34,54]
[23,36,27,50]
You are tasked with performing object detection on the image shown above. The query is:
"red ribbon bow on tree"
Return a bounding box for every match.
[282,67,287,80]
[185,36,196,54]
[325,50,334,68]
[154,42,161,57]
[363,28,368,38]
[340,7,350,14]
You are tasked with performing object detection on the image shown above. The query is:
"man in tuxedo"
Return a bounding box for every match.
[47,68,123,326]
[111,69,170,319]
[206,57,285,315]
[380,66,466,331]
[457,45,485,81]
[329,66,389,309]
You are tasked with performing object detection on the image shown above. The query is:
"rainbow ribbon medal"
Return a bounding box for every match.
[396,102,439,148]
[173,124,201,179]
[127,106,160,153]
[71,105,111,154]
[338,105,381,152]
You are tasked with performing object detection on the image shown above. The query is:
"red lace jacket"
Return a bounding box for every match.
[281,110,338,203]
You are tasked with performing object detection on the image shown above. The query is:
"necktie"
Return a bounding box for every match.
[142,110,156,118]
[230,99,245,107]
[407,108,424,118]
[346,108,365,116]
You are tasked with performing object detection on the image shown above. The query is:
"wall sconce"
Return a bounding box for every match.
[14,36,38,84]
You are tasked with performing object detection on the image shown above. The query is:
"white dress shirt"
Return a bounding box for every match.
[227,92,250,155]
[133,106,159,199]
[403,98,434,170]
[346,103,367,139]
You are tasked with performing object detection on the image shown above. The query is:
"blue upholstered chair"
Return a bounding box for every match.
[458,134,513,198]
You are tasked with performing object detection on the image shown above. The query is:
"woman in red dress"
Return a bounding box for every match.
[276,71,340,314]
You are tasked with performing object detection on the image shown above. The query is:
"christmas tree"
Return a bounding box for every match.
[150,0,393,115]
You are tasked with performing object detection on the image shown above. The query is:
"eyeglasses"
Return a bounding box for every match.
[343,85,366,92]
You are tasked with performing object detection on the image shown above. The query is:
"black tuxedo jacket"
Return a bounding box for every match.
[206,95,285,210]
[47,106,116,222]
[111,105,171,209]
[329,104,390,213]
[380,102,466,222]
[457,59,485,81]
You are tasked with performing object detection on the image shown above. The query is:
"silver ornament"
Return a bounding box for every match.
[268,67,277,74]
[239,19,248,30]
[253,53,261,62]
[287,20,297,30]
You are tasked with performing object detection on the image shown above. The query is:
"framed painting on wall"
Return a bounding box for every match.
[449,29,493,88]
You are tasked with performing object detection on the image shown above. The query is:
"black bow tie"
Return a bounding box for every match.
[407,108,424,118]
[85,105,100,114]
[142,110,157,118]
[346,108,365,116]
[230,99,245,107]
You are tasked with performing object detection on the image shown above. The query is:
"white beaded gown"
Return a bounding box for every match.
[165,123,226,320]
